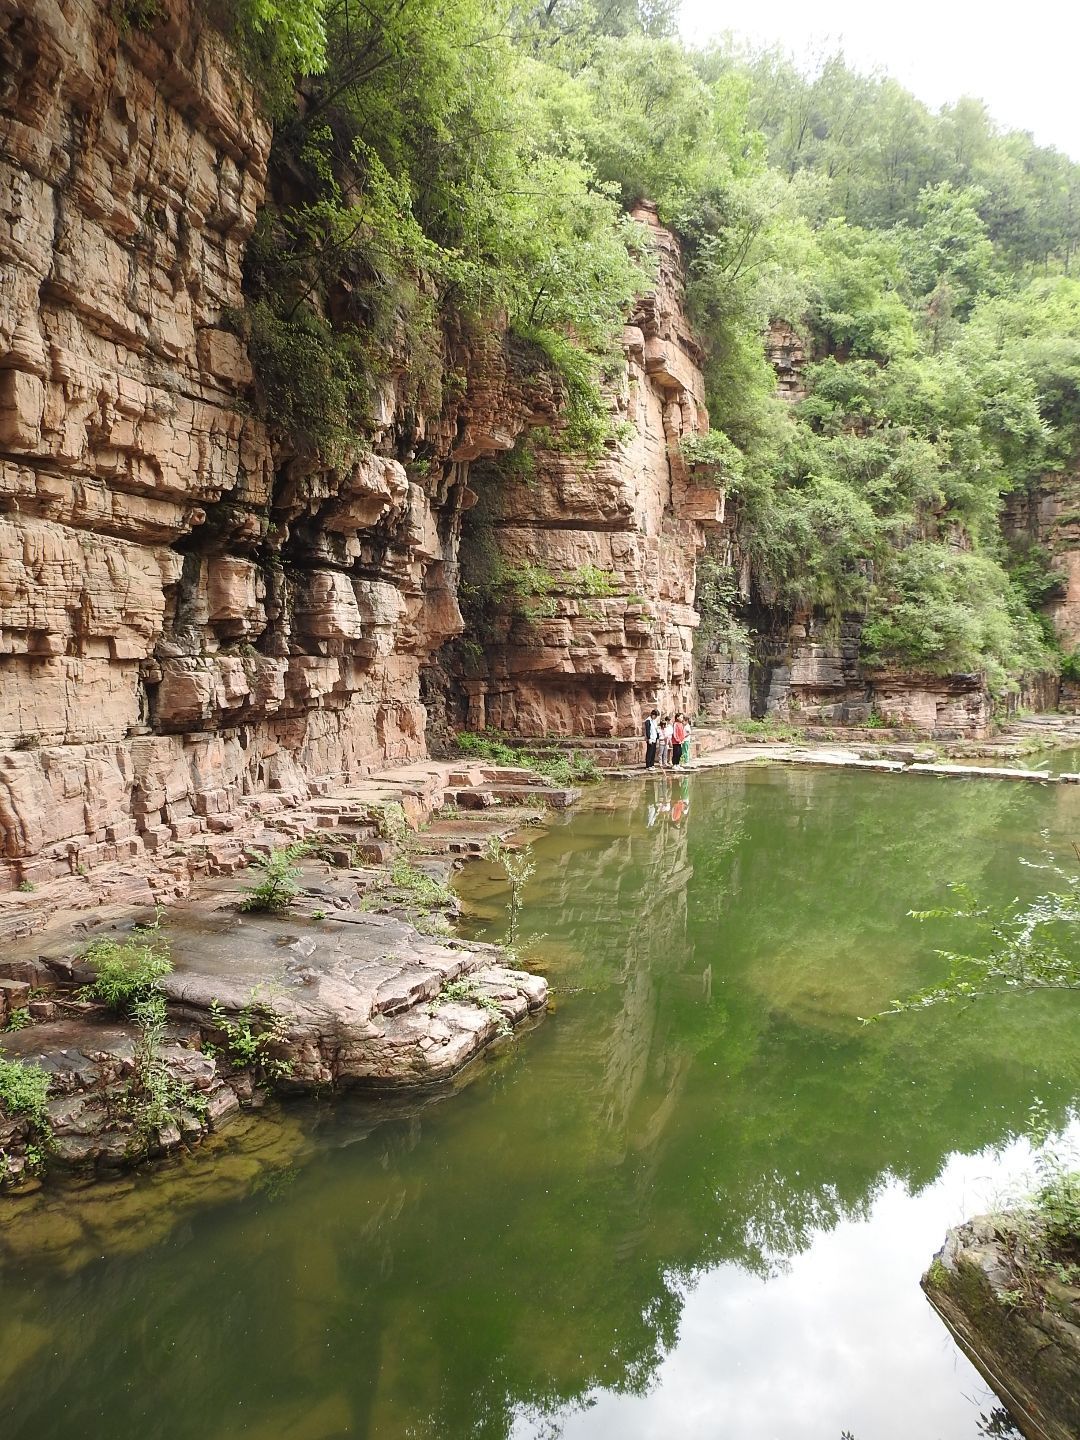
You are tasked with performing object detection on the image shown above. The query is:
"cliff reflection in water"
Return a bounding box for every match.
[2,766,1080,1440]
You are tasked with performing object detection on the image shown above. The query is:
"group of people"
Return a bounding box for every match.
[642,710,693,770]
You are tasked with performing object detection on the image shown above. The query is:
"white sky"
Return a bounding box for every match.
[679,0,1080,161]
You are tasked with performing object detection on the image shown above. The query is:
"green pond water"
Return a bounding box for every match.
[4,764,1080,1440]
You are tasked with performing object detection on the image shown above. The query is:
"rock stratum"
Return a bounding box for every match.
[0,0,724,891]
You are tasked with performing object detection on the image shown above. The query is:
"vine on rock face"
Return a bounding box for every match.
[80,918,208,1147]
[205,996,293,1083]
[0,1057,52,1182]
[122,993,207,1143]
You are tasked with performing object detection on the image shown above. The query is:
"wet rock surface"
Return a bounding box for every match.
[0,761,553,1192]
[924,1216,1080,1440]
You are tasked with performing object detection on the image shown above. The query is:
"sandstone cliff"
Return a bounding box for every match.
[0,1,724,889]
[455,204,723,738]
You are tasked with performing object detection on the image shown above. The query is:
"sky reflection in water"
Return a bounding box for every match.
[3,765,1079,1440]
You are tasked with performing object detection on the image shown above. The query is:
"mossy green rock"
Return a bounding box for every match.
[923,1215,1080,1440]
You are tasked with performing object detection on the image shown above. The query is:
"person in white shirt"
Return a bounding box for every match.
[657,717,673,769]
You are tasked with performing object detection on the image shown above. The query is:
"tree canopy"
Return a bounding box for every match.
[211,0,1080,691]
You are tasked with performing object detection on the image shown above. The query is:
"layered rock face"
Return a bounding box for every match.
[0,0,547,888]
[1003,473,1080,709]
[1004,473,1080,652]
[457,205,724,738]
[0,0,277,886]
[696,577,994,737]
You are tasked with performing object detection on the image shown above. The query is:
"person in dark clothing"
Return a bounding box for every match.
[643,709,660,769]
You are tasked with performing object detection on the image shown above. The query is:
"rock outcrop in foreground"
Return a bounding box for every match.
[0,759,560,1187]
[1,900,544,1185]
[924,1217,1080,1440]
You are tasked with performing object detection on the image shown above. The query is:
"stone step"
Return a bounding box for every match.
[452,784,579,810]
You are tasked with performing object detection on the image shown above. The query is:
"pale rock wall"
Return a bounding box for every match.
[0,0,536,887]
[460,204,725,737]
[1003,474,1080,649]
[0,4,723,885]
[765,320,807,403]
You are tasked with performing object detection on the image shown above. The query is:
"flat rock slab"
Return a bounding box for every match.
[908,763,1054,782]
[453,784,581,809]
[0,1019,137,1080]
[138,891,549,1089]
[783,750,908,772]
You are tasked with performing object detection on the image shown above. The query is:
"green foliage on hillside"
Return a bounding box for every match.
[219,0,654,467]
[212,0,1080,690]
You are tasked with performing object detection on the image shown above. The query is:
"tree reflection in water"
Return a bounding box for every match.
[1,766,1077,1440]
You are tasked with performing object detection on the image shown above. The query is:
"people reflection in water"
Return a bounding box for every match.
[647,772,689,828]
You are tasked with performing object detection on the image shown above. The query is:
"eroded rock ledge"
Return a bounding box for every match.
[0,761,561,1190]
[924,1217,1080,1440]
[1,904,545,1185]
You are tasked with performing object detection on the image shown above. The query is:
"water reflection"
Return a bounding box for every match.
[1,766,1078,1439]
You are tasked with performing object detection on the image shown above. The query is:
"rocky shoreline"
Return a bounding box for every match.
[0,759,571,1194]
[4,719,1079,1202]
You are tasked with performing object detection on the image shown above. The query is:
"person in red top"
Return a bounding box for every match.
[672,714,688,767]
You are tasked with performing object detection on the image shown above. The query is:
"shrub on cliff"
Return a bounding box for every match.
[82,916,173,1012]
[861,544,1052,694]
[230,0,653,465]
[240,843,311,913]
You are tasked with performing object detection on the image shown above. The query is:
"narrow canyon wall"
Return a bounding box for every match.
[1004,472,1080,651]
[0,4,723,887]
[695,549,993,736]
[1003,473,1079,709]
[457,205,725,738]
[0,0,491,886]
[0,0,282,887]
